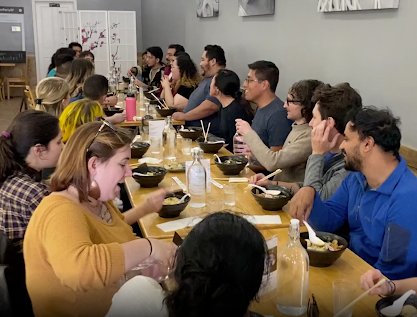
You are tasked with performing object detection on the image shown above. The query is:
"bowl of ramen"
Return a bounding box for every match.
[104,107,123,117]
[155,106,176,117]
[178,127,203,141]
[130,142,150,158]
[132,164,167,188]
[196,135,225,154]
[215,155,248,175]
[376,295,417,317]
[251,185,293,211]
[159,191,191,218]
[164,161,185,173]
[300,231,347,267]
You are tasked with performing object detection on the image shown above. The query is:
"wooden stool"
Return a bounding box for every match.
[6,58,29,100]
[0,79,5,101]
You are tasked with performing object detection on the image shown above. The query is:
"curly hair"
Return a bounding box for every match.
[164,212,268,317]
[175,55,201,90]
[289,79,324,122]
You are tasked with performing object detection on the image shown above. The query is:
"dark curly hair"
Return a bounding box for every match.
[312,82,363,134]
[289,79,324,122]
[175,55,201,89]
[346,106,401,159]
[164,212,268,317]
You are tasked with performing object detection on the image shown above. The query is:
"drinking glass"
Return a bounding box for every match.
[333,279,357,317]
[182,138,192,155]
[224,183,237,206]
[209,200,225,213]
[150,136,162,154]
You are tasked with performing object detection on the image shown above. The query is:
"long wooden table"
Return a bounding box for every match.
[124,140,380,316]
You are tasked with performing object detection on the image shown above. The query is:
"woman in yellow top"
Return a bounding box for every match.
[35,77,71,117]
[23,121,176,317]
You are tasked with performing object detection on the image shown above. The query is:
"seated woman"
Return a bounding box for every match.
[23,121,176,317]
[0,110,63,253]
[35,77,71,117]
[361,269,417,297]
[106,212,268,317]
[67,58,95,103]
[210,69,254,152]
[79,50,95,65]
[160,54,201,111]
[236,79,323,183]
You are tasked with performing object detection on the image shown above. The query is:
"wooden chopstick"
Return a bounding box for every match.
[200,120,206,140]
[333,279,387,317]
[150,92,166,108]
[205,122,211,142]
[163,100,169,109]
[244,168,282,190]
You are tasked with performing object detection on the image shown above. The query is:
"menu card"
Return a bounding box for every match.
[148,120,165,140]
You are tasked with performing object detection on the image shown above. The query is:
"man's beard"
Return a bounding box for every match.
[343,147,362,172]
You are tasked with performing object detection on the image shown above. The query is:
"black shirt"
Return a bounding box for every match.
[219,99,253,152]
[176,85,196,100]
[143,66,165,88]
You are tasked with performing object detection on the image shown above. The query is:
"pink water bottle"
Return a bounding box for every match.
[125,93,136,121]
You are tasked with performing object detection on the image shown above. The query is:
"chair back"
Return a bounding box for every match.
[24,86,36,109]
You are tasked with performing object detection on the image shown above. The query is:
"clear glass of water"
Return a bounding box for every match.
[333,279,357,317]
[182,138,192,155]
[150,136,161,154]
[224,183,237,206]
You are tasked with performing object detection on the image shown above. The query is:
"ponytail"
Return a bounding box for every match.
[0,110,60,184]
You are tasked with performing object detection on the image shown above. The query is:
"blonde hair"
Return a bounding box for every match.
[67,59,95,98]
[51,121,134,202]
[59,99,104,143]
[35,77,70,117]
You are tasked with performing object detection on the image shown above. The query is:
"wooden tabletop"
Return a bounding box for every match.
[117,118,185,127]
[124,140,380,316]
[0,63,16,67]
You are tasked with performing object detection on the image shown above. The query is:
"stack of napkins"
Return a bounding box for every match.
[138,157,162,164]
[156,215,282,233]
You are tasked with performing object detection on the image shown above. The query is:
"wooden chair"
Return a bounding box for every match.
[0,78,5,101]
[25,85,36,109]
[6,58,29,100]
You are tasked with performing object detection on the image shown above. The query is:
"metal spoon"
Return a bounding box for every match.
[248,184,281,196]
[380,290,416,317]
[304,221,325,247]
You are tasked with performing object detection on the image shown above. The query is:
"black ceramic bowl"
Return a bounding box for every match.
[104,107,123,117]
[376,295,417,317]
[300,231,348,267]
[130,142,150,158]
[215,155,248,175]
[132,166,167,188]
[196,136,225,154]
[251,185,293,211]
[155,106,176,117]
[178,127,203,141]
[159,191,190,218]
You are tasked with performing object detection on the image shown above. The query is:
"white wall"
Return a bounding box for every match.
[142,0,417,148]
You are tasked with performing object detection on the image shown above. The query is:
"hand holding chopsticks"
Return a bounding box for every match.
[244,168,282,191]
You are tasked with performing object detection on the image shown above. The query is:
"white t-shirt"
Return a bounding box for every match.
[106,276,168,317]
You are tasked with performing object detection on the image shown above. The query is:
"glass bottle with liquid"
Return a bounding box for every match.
[187,148,207,208]
[276,219,309,316]
[163,116,177,160]
[128,76,137,96]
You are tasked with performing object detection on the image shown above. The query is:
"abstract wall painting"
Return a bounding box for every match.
[318,0,399,12]
[197,0,219,18]
[238,0,275,17]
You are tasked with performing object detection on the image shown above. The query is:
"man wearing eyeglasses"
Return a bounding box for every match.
[236,61,292,173]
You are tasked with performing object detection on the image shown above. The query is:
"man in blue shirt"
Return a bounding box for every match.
[173,45,224,135]
[290,107,417,280]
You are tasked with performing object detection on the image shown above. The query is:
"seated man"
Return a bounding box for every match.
[236,61,293,173]
[83,75,125,124]
[52,54,74,79]
[164,44,185,78]
[68,42,82,58]
[134,46,165,88]
[172,45,225,136]
[251,83,363,200]
[290,107,417,280]
[79,50,95,65]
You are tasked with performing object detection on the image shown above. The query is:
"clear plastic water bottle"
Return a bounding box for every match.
[276,219,309,316]
[187,148,206,208]
[163,116,177,160]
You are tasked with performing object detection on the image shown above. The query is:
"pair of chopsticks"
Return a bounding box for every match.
[200,120,211,142]
[243,168,282,191]
[150,92,169,109]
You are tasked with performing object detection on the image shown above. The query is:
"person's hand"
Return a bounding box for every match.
[127,69,133,77]
[249,173,274,187]
[161,75,170,89]
[110,112,126,123]
[235,119,252,136]
[311,120,341,155]
[147,238,177,270]
[289,186,316,222]
[144,189,168,215]
[360,269,391,296]
[172,112,186,121]
[104,95,118,107]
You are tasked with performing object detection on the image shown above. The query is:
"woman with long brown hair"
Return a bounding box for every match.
[67,58,95,102]
[24,121,176,317]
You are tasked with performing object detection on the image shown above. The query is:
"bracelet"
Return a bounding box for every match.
[387,280,396,295]
[145,238,153,257]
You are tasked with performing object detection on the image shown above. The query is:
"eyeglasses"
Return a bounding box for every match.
[286,98,302,105]
[86,118,118,153]
[245,77,262,84]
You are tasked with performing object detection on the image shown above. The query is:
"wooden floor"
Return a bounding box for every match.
[0,98,21,132]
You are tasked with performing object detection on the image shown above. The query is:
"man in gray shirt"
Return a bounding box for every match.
[173,45,225,135]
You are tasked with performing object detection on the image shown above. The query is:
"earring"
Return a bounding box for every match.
[89,180,101,200]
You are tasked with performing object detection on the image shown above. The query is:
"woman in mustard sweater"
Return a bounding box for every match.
[23,121,176,317]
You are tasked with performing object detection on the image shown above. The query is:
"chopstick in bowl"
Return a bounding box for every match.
[244,168,282,190]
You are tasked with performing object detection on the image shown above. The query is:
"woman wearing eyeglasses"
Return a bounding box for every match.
[23,121,177,317]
